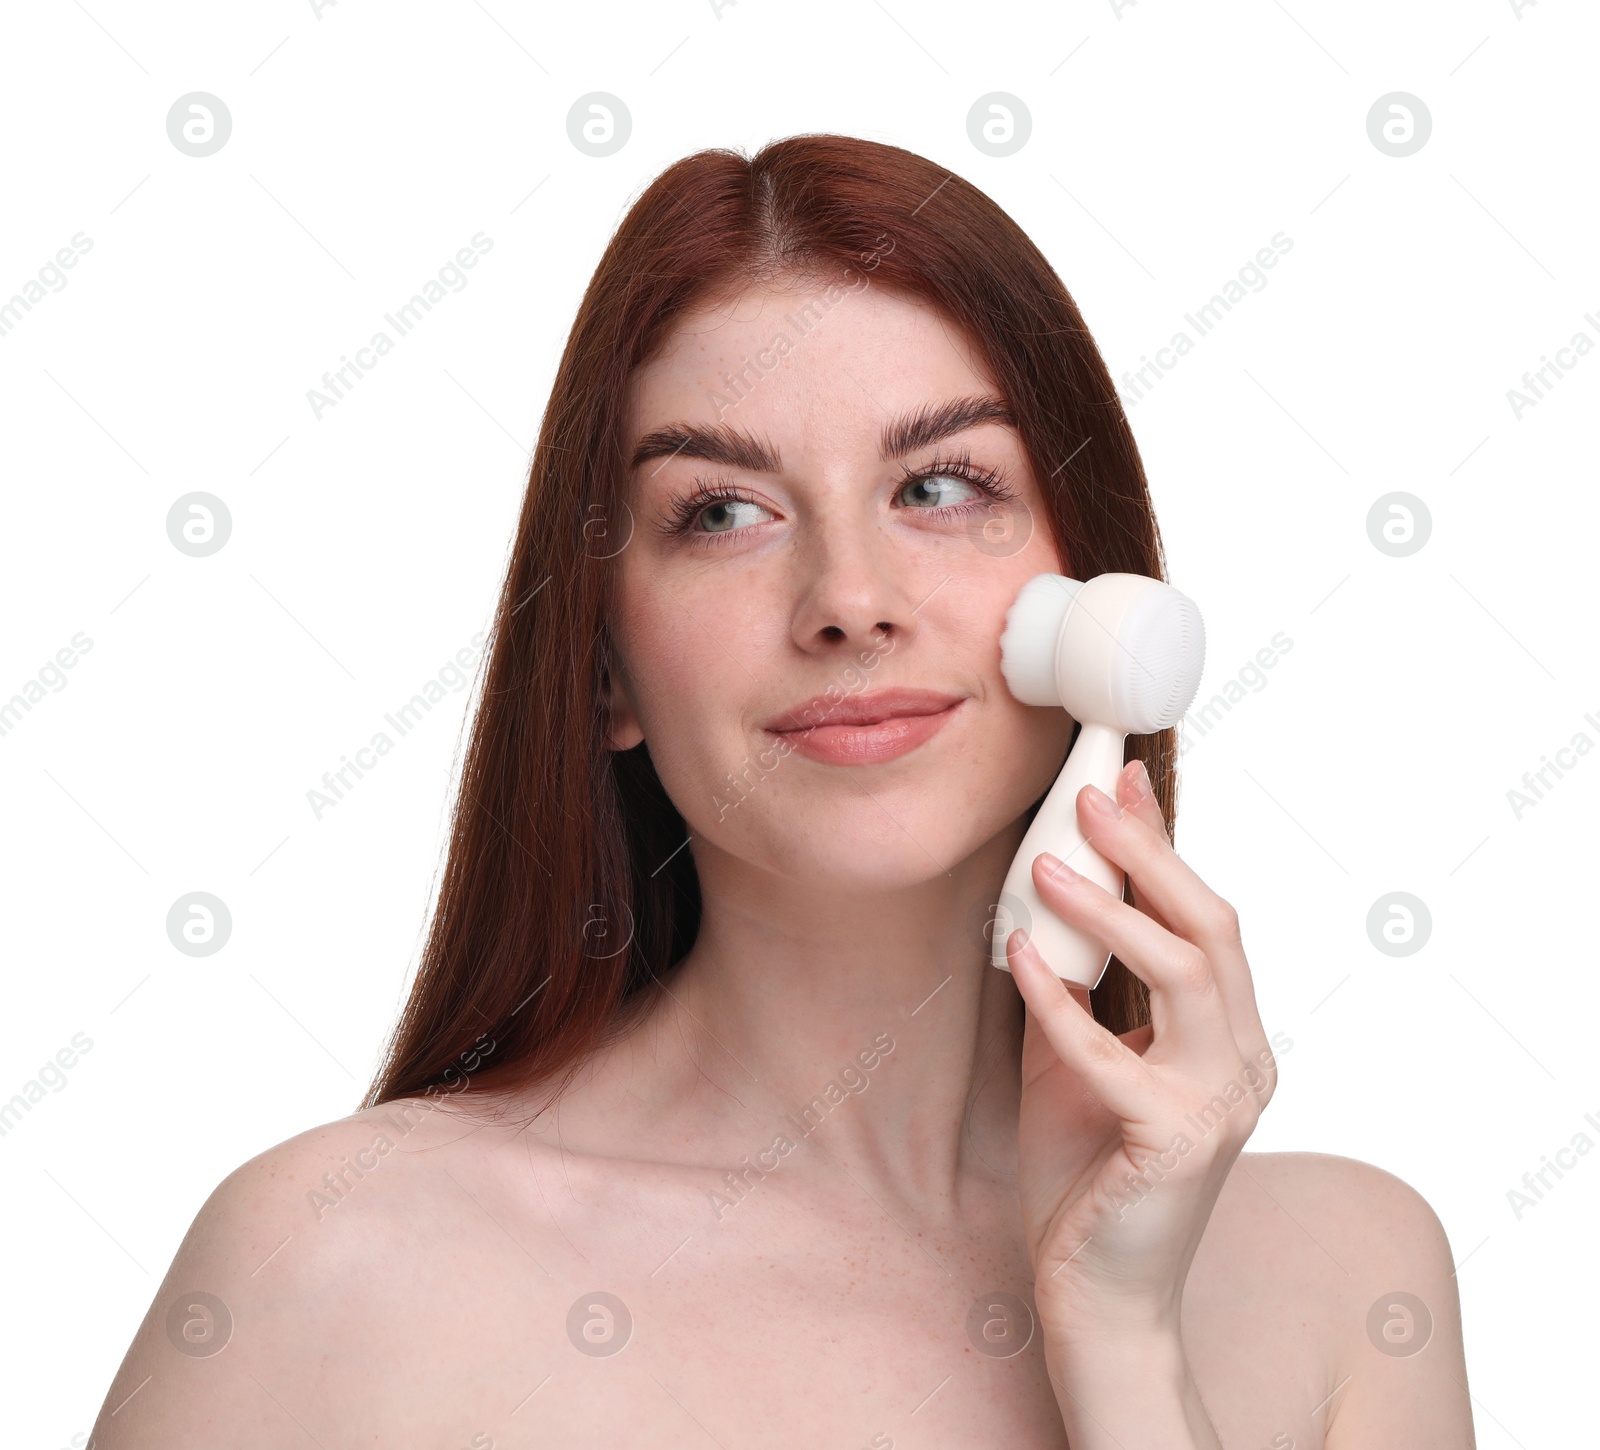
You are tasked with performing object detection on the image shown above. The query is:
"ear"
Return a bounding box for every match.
[602,652,645,752]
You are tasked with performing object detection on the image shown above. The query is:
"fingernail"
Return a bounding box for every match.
[1083,785,1118,818]
[1128,759,1153,802]
[1038,851,1077,881]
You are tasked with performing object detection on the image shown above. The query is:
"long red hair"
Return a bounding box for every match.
[361,134,1179,1116]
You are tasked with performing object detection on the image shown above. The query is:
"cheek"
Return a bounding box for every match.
[1016,699,1076,804]
[933,582,1073,804]
[616,592,756,795]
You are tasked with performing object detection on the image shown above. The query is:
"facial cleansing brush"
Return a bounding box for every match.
[989,572,1206,989]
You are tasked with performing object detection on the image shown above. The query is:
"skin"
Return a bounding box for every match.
[89,277,1475,1448]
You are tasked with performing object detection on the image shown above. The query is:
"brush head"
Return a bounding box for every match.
[1114,584,1206,732]
[999,574,1082,705]
[999,572,1206,729]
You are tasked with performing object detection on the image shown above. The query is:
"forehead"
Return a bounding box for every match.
[626,280,998,454]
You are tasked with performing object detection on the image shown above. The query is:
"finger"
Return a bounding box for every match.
[1116,758,1168,837]
[1005,929,1157,1123]
[1074,782,1269,1055]
[1112,761,1175,934]
[1076,783,1231,955]
[1031,850,1236,1054]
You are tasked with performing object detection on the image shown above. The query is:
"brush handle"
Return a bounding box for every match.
[989,720,1126,989]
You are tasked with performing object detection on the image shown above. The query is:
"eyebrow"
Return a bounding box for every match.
[629,394,1016,475]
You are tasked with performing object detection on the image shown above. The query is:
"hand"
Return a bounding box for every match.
[1006,758,1279,1343]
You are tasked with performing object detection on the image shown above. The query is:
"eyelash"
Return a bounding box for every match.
[658,450,1021,549]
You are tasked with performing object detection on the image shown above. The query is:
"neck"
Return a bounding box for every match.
[637,823,1030,1220]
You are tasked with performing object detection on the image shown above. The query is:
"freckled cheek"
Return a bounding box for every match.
[620,610,759,781]
[1010,700,1075,803]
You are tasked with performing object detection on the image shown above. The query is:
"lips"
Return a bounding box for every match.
[765,687,966,735]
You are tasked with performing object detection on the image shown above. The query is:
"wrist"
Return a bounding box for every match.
[1043,1322,1187,1386]
[1043,1331,1219,1450]
[1036,1292,1184,1352]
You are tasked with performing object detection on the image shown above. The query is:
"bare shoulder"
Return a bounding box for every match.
[88,1095,528,1448]
[1211,1149,1461,1314]
[1206,1150,1475,1442]
[1223,1149,1453,1246]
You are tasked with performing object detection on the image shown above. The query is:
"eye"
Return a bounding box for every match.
[697,496,771,534]
[657,450,1019,551]
[657,479,776,546]
[892,452,1019,517]
[896,472,985,509]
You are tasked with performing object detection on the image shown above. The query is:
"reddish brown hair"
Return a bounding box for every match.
[360,133,1180,1115]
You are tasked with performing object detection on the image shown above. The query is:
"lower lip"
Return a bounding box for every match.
[768,701,965,765]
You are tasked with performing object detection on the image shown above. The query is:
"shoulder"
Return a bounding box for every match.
[194,1095,474,1267]
[1217,1149,1457,1295]
[1217,1151,1473,1437]
[1228,1149,1452,1248]
[89,1096,513,1447]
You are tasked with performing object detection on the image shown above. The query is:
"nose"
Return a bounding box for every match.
[789,518,922,656]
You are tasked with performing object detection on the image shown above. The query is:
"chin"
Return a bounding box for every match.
[740,786,1026,888]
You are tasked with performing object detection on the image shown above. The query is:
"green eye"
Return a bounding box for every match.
[662,455,1014,552]
[899,474,981,509]
[699,498,768,532]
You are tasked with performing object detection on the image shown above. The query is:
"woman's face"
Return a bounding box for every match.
[609,275,1074,899]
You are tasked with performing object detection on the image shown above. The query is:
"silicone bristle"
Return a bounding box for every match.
[999,574,1079,705]
[1118,589,1206,732]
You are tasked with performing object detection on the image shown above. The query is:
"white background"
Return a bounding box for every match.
[2,1,1595,1444]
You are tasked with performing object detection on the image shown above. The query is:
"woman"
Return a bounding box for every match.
[92,135,1473,1447]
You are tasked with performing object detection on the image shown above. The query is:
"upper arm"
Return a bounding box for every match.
[87,1115,409,1448]
[1315,1156,1476,1446]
